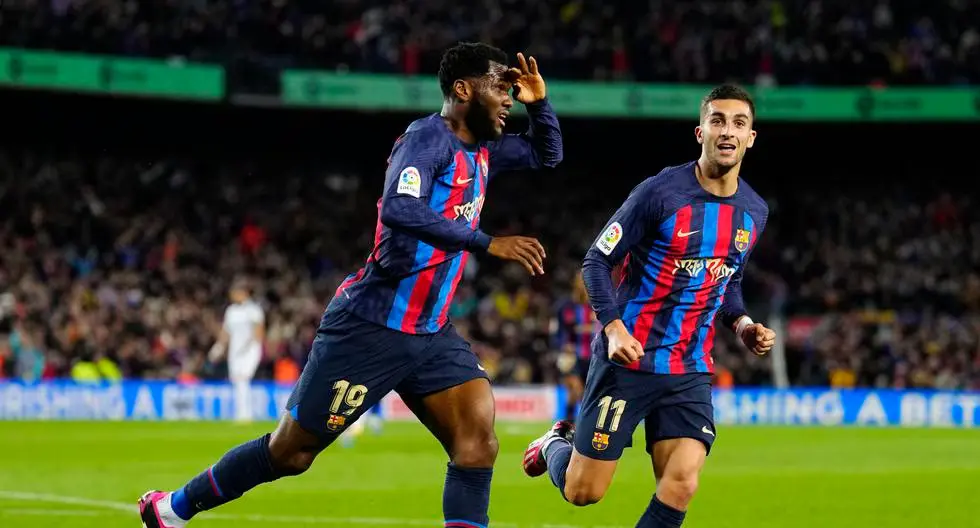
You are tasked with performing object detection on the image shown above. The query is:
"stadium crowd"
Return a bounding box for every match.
[0,145,977,390]
[2,0,979,85]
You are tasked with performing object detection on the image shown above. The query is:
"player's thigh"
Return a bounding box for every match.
[229,361,259,383]
[645,374,715,479]
[285,309,420,444]
[573,356,652,463]
[397,324,494,461]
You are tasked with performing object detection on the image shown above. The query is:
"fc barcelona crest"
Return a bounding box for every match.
[734,229,751,252]
[326,414,346,431]
[592,432,610,451]
[479,154,488,177]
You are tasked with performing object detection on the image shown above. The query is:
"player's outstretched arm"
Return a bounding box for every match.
[582,178,661,363]
[381,131,493,254]
[489,53,563,173]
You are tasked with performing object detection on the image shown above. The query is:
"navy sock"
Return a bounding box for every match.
[545,440,573,500]
[443,463,492,528]
[635,494,686,528]
[171,433,281,520]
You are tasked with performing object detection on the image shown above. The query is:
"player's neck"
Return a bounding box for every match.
[441,102,477,144]
[695,157,739,198]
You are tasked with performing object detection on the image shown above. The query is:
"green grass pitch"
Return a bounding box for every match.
[1,421,978,527]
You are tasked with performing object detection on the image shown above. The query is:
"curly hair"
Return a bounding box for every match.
[438,42,508,97]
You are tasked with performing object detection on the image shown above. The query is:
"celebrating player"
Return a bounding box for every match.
[553,271,599,421]
[139,42,562,528]
[522,85,775,528]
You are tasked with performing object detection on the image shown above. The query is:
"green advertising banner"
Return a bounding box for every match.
[283,70,980,122]
[0,48,223,100]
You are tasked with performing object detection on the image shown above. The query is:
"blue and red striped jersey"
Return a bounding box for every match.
[554,300,599,360]
[331,99,563,335]
[582,161,768,374]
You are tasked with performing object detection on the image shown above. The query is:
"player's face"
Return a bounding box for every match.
[466,62,513,141]
[229,287,247,303]
[695,100,756,168]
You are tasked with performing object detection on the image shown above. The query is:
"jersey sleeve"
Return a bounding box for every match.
[380,129,492,252]
[488,98,563,174]
[251,305,265,325]
[582,178,663,328]
[717,208,768,330]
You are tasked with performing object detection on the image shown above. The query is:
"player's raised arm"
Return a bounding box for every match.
[380,130,493,254]
[489,53,563,173]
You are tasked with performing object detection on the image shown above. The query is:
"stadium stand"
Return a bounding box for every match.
[2,0,978,84]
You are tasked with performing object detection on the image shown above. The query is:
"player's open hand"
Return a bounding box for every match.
[488,235,546,276]
[605,320,645,365]
[505,53,546,104]
[741,323,776,356]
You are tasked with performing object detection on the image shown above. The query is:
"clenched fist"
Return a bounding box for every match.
[605,320,645,365]
[738,320,776,356]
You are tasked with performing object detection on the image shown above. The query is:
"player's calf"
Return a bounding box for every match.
[143,414,323,524]
[408,377,498,528]
[651,437,706,511]
[635,437,708,528]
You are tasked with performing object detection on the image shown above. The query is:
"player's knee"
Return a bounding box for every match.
[563,480,606,507]
[450,429,499,468]
[658,473,699,508]
[270,449,318,476]
[268,418,324,476]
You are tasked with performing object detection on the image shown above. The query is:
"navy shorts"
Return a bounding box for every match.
[574,354,716,461]
[285,308,488,442]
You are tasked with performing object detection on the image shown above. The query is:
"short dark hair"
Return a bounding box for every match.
[438,42,508,97]
[700,84,755,120]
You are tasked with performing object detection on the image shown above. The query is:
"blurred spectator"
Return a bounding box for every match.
[1,0,978,85]
[0,142,977,389]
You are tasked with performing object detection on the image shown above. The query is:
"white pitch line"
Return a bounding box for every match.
[0,491,135,512]
[0,491,625,528]
[1,508,101,517]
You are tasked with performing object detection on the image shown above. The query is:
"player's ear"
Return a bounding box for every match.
[694,125,704,145]
[453,79,472,102]
[747,128,757,149]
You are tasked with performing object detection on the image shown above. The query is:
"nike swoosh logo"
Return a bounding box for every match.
[456,177,474,185]
[677,229,700,238]
[702,426,715,436]
[477,364,486,371]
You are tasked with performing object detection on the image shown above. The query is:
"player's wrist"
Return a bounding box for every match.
[468,231,493,253]
[596,308,621,331]
[603,319,627,338]
[733,315,753,340]
[523,97,550,110]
